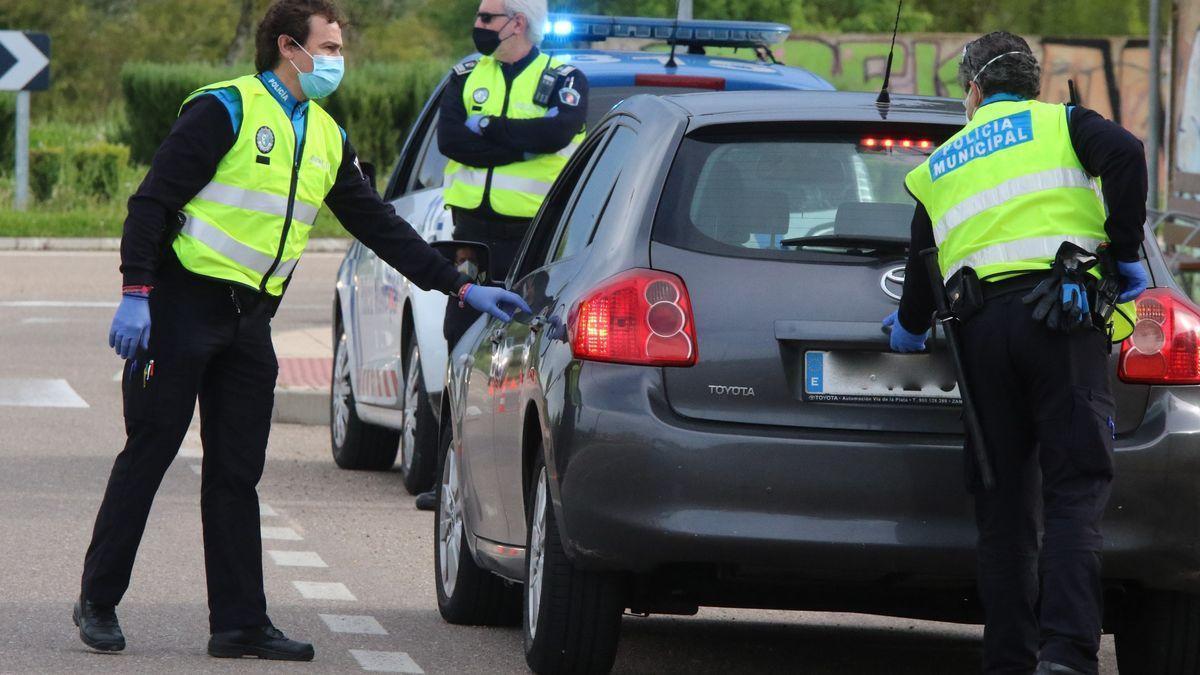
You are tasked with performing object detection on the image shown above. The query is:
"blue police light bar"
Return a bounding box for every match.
[542,14,790,49]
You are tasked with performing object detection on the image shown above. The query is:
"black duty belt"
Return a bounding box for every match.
[981,272,1052,302]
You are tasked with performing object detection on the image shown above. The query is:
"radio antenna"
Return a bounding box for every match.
[876,0,903,105]
[667,0,682,69]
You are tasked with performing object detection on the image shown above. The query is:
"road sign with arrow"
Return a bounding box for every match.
[1,31,51,211]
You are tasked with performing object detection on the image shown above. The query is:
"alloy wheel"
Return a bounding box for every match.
[400,347,421,474]
[526,466,548,639]
[332,334,352,448]
[438,448,464,597]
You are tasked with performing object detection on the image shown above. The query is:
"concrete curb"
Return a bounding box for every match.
[0,237,351,252]
[273,386,330,426]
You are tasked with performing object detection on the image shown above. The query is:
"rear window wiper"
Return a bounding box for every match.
[779,235,909,253]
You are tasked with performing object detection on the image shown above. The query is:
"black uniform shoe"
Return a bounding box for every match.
[414,490,437,511]
[208,625,314,661]
[1035,662,1087,675]
[73,597,125,652]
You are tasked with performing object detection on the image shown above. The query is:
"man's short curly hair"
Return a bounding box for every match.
[958,31,1041,100]
[255,0,345,73]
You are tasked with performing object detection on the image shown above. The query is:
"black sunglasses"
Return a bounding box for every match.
[476,11,512,23]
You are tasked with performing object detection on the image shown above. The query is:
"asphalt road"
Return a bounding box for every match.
[0,251,1120,674]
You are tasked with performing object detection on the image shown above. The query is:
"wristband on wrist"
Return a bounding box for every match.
[457,283,473,308]
[122,285,154,298]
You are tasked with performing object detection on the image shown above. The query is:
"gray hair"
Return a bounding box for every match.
[958,31,1041,100]
[503,0,547,44]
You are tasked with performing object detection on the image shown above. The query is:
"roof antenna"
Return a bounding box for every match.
[666,0,682,69]
[876,0,903,105]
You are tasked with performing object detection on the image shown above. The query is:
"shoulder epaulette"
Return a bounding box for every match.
[453,59,478,77]
[552,64,578,77]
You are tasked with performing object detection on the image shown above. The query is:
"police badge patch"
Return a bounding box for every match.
[558,87,580,107]
[472,88,489,104]
[255,126,275,154]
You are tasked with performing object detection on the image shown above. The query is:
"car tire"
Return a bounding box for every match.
[523,456,625,675]
[399,340,438,494]
[434,414,521,625]
[330,316,400,471]
[1115,590,1200,674]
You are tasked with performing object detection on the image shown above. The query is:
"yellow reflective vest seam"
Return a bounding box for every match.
[443,54,584,218]
[172,74,343,296]
[905,99,1134,340]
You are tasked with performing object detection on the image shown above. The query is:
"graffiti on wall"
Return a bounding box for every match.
[1170,0,1200,218]
[783,34,1165,142]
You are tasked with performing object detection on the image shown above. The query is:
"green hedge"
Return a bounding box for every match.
[73,142,130,199]
[29,147,64,202]
[120,60,451,168]
[0,94,13,174]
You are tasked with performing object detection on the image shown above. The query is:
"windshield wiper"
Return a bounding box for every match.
[779,235,909,253]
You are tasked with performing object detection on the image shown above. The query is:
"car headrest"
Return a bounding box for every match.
[833,202,915,238]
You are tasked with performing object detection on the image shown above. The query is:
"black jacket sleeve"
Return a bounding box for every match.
[437,67,525,168]
[325,137,470,295]
[481,69,589,154]
[896,201,937,334]
[120,94,235,287]
[1068,106,1148,262]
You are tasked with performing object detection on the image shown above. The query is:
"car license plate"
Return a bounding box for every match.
[803,350,961,406]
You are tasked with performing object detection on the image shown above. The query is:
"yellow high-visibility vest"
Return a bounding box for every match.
[172,74,343,296]
[443,54,584,218]
[906,99,1134,340]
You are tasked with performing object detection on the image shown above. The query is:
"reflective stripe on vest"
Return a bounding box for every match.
[180,214,299,280]
[945,235,1105,280]
[195,181,321,225]
[171,74,342,296]
[442,54,585,218]
[932,168,1098,243]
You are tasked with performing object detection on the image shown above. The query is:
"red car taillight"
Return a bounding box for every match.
[1119,287,1200,384]
[569,269,698,367]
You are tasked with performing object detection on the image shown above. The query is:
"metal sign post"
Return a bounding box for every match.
[0,31,51,211]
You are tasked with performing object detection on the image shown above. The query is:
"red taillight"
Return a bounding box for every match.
[634,74,725,90]
[569,269,698,367]
[860,137,934,152]
[1119,287,1200,384]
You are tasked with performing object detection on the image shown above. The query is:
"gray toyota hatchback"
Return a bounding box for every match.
[433,90,1200,674]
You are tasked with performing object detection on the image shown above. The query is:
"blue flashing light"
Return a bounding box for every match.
[541,13,790,49]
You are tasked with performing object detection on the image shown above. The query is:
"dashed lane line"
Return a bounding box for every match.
[259,502,277,517]
[260,526,302,541]
[267,550,327,568]
[349,650,425,673]
[319,614,387,635]
[0,378,89,408]
[292,581,356,601]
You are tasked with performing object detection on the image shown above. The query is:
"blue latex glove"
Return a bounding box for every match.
[464,285,533,323]
[544,106,560,118]
[108,295,151,360]
[882,310,928,353]
[1116,260,1149,303]
[465,114,485,135]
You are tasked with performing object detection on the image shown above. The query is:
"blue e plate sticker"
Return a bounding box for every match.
[930,110,1033,181]
[805,352,824,394]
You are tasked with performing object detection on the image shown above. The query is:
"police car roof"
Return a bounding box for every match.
[638,90,967,126]
[479,48,834,91]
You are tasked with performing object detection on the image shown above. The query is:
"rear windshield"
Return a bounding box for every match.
[652,125,951,260]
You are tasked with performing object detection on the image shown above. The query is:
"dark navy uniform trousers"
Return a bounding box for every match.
[81,255,278,632]
[962,290,1115,675]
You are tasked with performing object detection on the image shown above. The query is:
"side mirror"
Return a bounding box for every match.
[432,240,491,285]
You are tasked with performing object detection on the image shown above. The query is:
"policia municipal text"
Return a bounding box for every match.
[413,0,588,511]
[74,0,529,660]
[885,33,1149,675]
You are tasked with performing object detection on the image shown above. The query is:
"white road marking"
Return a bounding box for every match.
[21,317,73,324]
[0,301,118,308]
[292,581,356,601]
[350,650,424,673]
[261,526,302,541]
[112,369,124,382]
[0,379,88,408]
[267,550,326,568]
[178,446,202,459]
[319,614,387,635]
[189,464,202,475]
[259,502,277,517]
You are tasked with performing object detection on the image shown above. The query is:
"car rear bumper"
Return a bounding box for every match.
[553,365,1200,593]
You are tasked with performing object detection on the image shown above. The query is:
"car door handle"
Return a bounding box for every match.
[489,327,506,345]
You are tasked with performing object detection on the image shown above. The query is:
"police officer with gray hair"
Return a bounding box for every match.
[885,31,1148,674]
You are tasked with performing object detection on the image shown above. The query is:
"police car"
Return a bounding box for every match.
[329,14,834,493]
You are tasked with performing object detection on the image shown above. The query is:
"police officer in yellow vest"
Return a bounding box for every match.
[885,33,1148,675]
[75,0,529,660]
[410,0,587,511]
